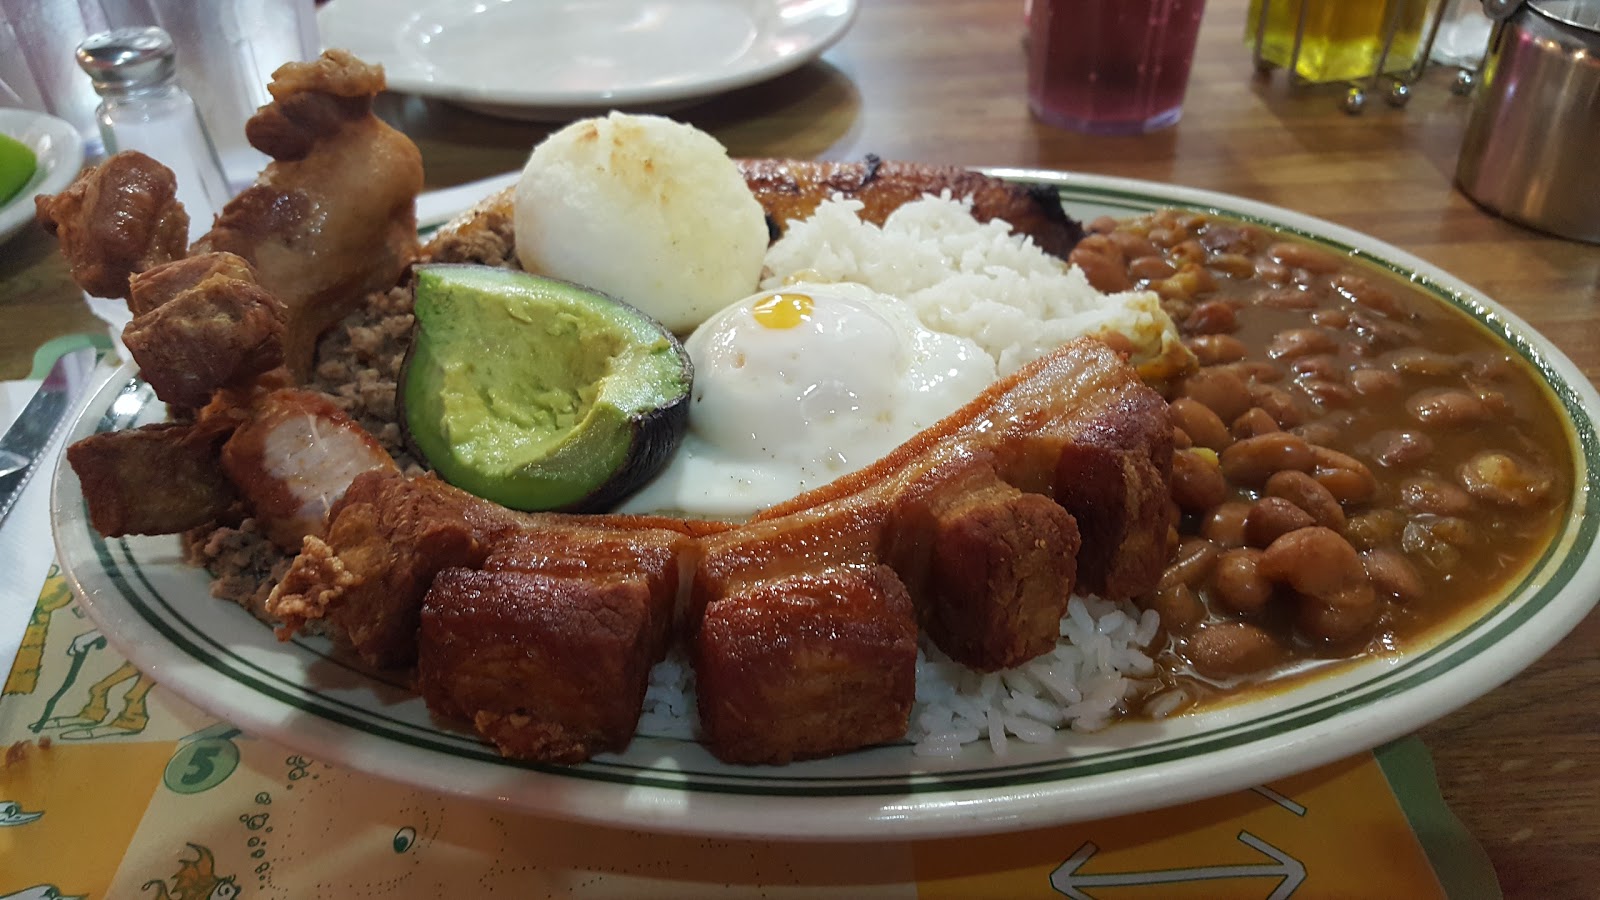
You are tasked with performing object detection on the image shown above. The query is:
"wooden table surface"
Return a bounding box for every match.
[3,0,1597,895]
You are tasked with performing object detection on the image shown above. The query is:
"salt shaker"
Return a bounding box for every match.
[76,26,233,243]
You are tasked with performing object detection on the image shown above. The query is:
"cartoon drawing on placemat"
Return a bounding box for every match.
[140,844,240,900]
[3,567,155,740]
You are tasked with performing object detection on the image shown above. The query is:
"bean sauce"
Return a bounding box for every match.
[1073,210,1572,712]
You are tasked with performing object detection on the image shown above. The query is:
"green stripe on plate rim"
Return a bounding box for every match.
[85,181,1600,798]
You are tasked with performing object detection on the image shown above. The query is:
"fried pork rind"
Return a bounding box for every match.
[121,259,286,410]
[695,565,918,765]
[66,421,238,537]
[738,156,1086,259]
[196,49,424,382]
[34,151,189,299]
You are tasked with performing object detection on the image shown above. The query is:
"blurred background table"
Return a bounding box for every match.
[2,0,1596,895]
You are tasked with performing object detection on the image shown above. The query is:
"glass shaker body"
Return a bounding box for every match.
[79,27,234,244]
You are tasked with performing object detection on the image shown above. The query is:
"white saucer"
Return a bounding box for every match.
[318,0,858,121]
[0,109,85,247]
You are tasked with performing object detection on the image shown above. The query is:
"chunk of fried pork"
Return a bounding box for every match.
[121,253,286,410]
[219,388,398,551]
[66,419,238,537]
[34,151,189,299]
[194,50,424,381]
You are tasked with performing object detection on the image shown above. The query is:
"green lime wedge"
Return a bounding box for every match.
[0,133,39,206]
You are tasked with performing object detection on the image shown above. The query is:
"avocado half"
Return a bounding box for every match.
[401,264,693,512]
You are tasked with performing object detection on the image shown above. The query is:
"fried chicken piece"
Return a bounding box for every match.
[738,156,1086,259]
[35,151,189,299]
[195,50,424,381]
[121,260,286,409]
[418,566,678,763]
[267,471,519,666]
[695,565,918,765]
[66,420,238,537]
[219,388,397,551]
[127,251,260,317]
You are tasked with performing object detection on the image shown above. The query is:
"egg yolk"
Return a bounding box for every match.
[751,292,814,329]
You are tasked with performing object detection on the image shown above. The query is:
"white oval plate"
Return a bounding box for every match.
[54,173,1600,841]
[317,0,858,121]
[0,108,85,247]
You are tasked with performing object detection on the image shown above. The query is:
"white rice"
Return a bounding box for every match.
[634,596,1163,755]
[760,194,1183,377]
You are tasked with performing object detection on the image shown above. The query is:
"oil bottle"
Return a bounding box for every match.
[1247,0,1434,82]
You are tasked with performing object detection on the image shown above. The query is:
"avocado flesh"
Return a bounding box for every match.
[404,264,692,511]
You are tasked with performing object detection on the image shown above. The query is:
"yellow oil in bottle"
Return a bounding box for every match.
[1247,0,1433,83]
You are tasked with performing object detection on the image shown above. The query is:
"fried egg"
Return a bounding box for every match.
[618,282,996,518]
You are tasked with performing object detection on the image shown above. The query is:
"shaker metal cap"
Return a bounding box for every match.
[76,27,178,93]
[1528,0,1600,32]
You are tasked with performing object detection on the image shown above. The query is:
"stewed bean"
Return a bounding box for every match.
[1159,537,1221,590]
[1103,208,1569,691]
[1231,407,1281,438]
[1171,449,1229,513]
[1363,548,1425,604]
[1179,368,1253,423]
[1211,549,1274,614]
[1170,398,1232,452]
[1244,497,1316,547]
[1187,334,1248,365]
[1202,501,1253,548]
[1265,470,1346,531]
[1368,429,1433,469]
[1186,622,1285,679]
[1219,432,1314,487]
[1407,388,1490,427]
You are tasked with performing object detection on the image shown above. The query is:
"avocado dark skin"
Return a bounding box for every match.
[400,264,692,512]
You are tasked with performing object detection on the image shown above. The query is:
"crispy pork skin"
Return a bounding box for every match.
[418,567,676,763]
[67,421,238,537]
[695,565,918,765]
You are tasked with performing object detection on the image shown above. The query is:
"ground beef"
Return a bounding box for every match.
[184,518,295,622]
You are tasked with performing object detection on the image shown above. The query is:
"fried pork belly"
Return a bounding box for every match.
[219,388,397,551]
[34,151,189,299]
[885,459,1081,668]
[66,420,238,537]
[194,50,424,381]
[270,468,708,670]
[121,256,286,409]
[418,565,678,763]
[696,565,918,765]
[267,471,520,667]
[738,156,1086,259]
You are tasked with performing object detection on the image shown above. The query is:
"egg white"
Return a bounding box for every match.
[618,282,996,519]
